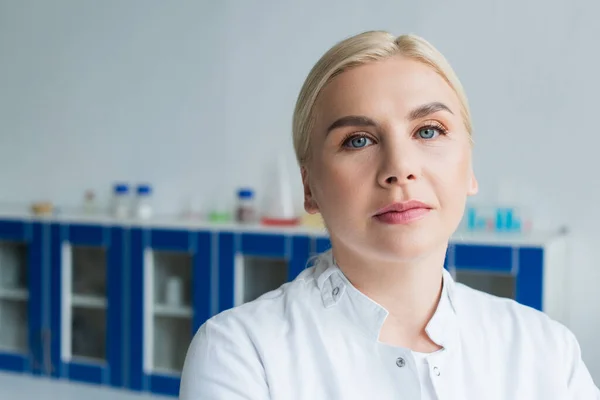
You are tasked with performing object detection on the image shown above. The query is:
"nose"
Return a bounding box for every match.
[376,141,419,188]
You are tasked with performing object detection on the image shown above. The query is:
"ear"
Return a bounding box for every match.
[467,171,478,196]
[301,166,319,214]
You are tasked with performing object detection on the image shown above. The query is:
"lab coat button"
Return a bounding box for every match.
[433,366,440,376]
[396,357,406,368]
[332,287,340,296]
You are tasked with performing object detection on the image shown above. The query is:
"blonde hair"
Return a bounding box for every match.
[292,31,472,165]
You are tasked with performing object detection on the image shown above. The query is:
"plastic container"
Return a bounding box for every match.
[261,155,300,226]
[113,183,130,219]
[135,184,153,219]
[236,188,256,224]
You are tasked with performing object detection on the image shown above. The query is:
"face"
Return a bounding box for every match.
[302,55,478,262]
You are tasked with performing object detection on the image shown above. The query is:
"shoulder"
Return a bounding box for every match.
[194,264,321,346]
[179,266,321,398]
[453,282,574,350]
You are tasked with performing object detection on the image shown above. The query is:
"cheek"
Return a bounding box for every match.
[428,146,472,202]
[312,156,373,210]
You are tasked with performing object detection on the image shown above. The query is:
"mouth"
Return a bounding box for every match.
[373,200,432,225]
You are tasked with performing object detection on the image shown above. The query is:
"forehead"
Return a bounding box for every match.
[314,55,461,125]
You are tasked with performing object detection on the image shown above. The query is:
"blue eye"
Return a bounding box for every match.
[417,124,448,139]
[344,135,373,149]
[417,127,439,139]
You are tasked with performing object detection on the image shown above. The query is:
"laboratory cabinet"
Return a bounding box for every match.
[0,212,568,397]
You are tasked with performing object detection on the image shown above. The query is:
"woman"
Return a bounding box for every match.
[180,31,599,399]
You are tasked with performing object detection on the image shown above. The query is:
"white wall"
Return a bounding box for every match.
[1,0,599,381]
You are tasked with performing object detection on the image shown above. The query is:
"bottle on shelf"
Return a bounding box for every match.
[112,183,130,219]
[236,188,256,224]
[134,184,153,219]
[261,155,300,226]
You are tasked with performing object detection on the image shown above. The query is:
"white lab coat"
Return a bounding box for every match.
[180,251,600,399]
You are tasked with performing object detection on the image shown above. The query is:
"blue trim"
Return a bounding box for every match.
[315,237,331,254]
[108,226,124,387]
[121,227,131,388]
[218,232,235,312]
[454,244,513,273]
[516,247,544,311]
[151,228,191,251]
[289,235,311,280]
[68,224,108,246]
[0,353,28,372]
[240,233,286,257]
[193,231,212,331]
[29,222,44,375]
[49,223,62,378]
[68,361,105,383]
[129,228,144,391]
[0,219,29,241]
[150,374,180,397]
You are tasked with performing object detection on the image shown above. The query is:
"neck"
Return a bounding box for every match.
[331,242,446,350]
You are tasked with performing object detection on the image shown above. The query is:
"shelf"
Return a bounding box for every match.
[154,304,192,319]
[0,241,28,291]
[70,355,107,366]
[0,288,28,302]
[71,294,107,309]
[71,307,106,361]
[152,367,183,377]
[0,299,28,352]
[72,246,106,297]
[454,270,516,300]
[153,251,192,306]
[235,255,288,306]
[152,316,190,373]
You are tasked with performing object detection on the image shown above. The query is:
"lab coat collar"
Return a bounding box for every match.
[315,250,459,348]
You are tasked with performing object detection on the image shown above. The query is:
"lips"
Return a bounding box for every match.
[374,200,432,216]
[373,200,432,224]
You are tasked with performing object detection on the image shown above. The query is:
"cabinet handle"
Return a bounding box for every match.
[42,329,54,374]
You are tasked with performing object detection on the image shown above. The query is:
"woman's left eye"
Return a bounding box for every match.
[343,135,373,149]
[417,126,442,139]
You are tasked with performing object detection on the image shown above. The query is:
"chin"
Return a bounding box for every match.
[365,232,446,263]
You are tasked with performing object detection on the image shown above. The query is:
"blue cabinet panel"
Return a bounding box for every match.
[108,227,125,387]
[68,224,109,246]
[50,223,123,387]
[240,233,286,257]
[0,219,41,374]
[129,228,145,391]
[516,247,544,311]
[150,375,180,397]
[454,244,513,273]
[193,231,212,331]
[49,223,61,378]
[217,232,235,313]
[0,354,28,372]
[0,219,30,241]
[29,222,45,376]
[68,362,107,384]
[129,227,212,396]
[151,229,191,252]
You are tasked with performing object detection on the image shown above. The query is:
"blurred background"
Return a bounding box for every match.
[0,0,599,398]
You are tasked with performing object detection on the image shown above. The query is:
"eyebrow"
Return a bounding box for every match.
[408,101,453,120]
[326,101,454,134]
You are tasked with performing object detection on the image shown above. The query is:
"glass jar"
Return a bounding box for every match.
[236,188,255,224]
[112,183,130,219]
[135,184,153,219]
